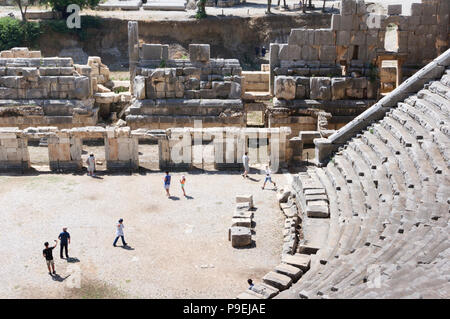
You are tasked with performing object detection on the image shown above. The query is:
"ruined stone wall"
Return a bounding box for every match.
[125,22,245,130]
[0,126,139,171]
[0,48,98,129]
[268,0,449,139]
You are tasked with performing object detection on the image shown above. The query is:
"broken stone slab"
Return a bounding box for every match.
[306,204,329,218]
[262,271,292,291]
[230,226,252,248]
[282,254,311,272]
[236,194,254,208]
[231,217,252,228]
[277,187,291,203]
[274,263,303,281]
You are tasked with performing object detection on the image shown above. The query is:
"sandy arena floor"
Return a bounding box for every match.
[0,168,287,298]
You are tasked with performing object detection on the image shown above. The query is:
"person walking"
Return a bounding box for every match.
[242,152,250,178]
[58,227,71,259]
[113,218,127,247]
[164,171,171,197]
[43,240,57,275]
[86,153,96,177]
[262,165,277,190]
[180,175,186,197]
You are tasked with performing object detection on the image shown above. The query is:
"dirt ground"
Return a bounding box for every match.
[0,163,287,298]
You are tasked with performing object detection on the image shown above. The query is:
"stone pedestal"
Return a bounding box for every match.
[47,132,82,171]
[0,128,29,171]
[230,226,252,247]
[105,127,139,171]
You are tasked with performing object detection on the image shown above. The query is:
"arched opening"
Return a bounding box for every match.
[384,23,399,53]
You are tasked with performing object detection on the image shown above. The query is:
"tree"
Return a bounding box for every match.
[195,0,207,19]
[39,0,101,18]
[15,0,37,22]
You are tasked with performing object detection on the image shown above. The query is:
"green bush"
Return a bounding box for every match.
[0,17,41,51]
[39,0,101,18]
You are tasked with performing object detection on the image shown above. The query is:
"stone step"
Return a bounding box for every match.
[372,124,421,191]
[418,89,450,118]
[262,271,292,291]
[282,254,311,272]
[274,263,303,281]
[427,81,450,102]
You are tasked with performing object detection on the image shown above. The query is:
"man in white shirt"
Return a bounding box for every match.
[86,153,96,177]
[242,152,250,178]
[113,218,128,247]
[262,165,277,190]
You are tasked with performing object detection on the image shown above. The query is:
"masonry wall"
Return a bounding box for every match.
[126,22,245,130]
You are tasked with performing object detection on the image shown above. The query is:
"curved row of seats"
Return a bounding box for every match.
[277,68,450,299]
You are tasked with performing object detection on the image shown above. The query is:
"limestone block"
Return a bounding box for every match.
[331,14,341,30]
[236,194,254,208]
[350,31,366,46]
[310,77,331,100]
[306,204,329,217]
[336,31,351,46]
[388,4,402,15]
[274,263,303,281]
[74,77,90,99]
[262,271,292,291]
[274,76,296,100]
[319,45,336,62]
[341,0,356,16]
[314,29,334,45]
[282,254,311,272]
[230,226,251,247]
[189,44,210,63]
[301,45,319,61]
[162,45,169,61]
[134,75,146,100]
[142,44,163,60]
[0,51,13,58]
[331,77,348,100]
[229,82,241,99]
[11,47,29,58]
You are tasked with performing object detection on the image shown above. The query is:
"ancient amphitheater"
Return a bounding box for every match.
[0,0,448,299]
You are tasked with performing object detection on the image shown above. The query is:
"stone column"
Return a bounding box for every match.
[158,136,170,170]
[48,131,82,171]
[105,127,139,171]
[128,21,140,95]
[0,128,30,171]
[269,43,280,95]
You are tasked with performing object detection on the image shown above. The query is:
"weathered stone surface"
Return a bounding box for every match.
[274,76,296,100]
[231,226,251,247]
[236,194,254,208]
[282,254,311,271]
[274,263,303,281]
[310,77,331,100]
[189,44,210,63]
[262,271,292,291]
[134,75,146,100]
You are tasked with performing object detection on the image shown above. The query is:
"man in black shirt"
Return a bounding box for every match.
[58,227,71,259]
[43,240,57,275]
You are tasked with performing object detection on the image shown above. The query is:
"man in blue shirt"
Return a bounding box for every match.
[58,227,71,259]
[164,171,171,197]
